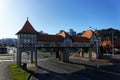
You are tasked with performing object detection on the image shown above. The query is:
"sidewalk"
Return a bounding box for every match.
[69,56,111,67]
[69,56,120,74]
[0,61,15,80]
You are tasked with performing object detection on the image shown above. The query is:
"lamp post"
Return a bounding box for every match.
[89,27,99,59]
[89,27,99,69]
[112,32,114,56]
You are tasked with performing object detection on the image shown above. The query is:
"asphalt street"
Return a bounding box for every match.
[30,59,120,80]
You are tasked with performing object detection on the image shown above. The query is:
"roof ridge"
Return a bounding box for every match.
[57,30,70,38]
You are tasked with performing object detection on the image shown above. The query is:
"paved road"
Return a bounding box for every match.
[0,61,15,80]
[30,59,120,80]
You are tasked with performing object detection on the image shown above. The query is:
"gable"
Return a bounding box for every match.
[81,30,93,39]
[64,37,72,43]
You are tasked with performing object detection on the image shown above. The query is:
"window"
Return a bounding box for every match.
[17,35,20,39]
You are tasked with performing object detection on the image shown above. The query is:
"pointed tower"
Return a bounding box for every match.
[16,18,38,66]
[16,19,38,48]
[16,19,38,34]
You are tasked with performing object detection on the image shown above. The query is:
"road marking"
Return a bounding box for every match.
[99,69,120,76]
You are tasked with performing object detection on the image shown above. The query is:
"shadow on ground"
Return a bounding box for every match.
[31,64,120,80]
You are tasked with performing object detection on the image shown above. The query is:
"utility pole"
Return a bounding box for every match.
[89,27,99,69]
[96,39,99,59]
[112,32,114,56]
[89,27,99,59]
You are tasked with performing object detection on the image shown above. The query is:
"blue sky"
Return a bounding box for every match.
[0,0,120,38]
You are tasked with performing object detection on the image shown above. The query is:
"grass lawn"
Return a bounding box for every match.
[0,54,13,56]
[40,55,49,59]
[8,64,30,80]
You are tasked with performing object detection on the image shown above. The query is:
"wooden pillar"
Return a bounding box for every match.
[89,47,92,60]
[56,48,61,60]
[81,48,84,57]
[16,48,19,65]
[58,50,61,61]
[31,51,33,63]
[17,49,21,66]
[56,50,59,58]
[61,48,69,62]
[35,49,37,66]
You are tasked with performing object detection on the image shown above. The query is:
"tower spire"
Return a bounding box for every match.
[16,17,38,34]
[27,17,29,21]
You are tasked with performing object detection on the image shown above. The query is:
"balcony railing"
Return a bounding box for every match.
[18,42,90,48]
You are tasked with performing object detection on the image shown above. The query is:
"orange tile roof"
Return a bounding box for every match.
[81,30,93,39]
[56,30,90,42]
[81,29,101,39]
[102,40,120,48]
[16,20,38,34]
[102,40,111,47]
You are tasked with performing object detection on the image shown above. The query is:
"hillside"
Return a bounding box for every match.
[97,28,120,37]
[77,28,120,40]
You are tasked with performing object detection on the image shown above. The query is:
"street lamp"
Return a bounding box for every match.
[112,32,114,56]
[89,26,99,69]
[89,27,99,59]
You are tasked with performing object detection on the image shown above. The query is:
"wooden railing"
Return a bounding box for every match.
[18,42,90,48]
